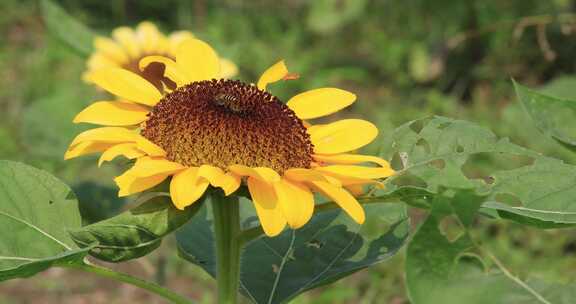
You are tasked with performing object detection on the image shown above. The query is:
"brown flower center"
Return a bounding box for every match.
[141,79,314,173]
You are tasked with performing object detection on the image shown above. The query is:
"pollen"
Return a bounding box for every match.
[141,79,314,173]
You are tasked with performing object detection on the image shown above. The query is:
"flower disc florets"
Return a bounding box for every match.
[141,79,314,173]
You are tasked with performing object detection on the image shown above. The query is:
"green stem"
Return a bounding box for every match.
[212,191,241,304]
[63,262,192,304]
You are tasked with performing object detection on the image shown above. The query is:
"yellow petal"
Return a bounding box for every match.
[228,165,280,183]
[112,27,141,59]
[69,127,139,147]
[90,68,162,106]
[168,31,195,55]
[345,184,365,196]
[317,172,343,187]
[170,167,210,210]
[274,179,314,229]
[219,58,238,78]
[135,137,166,157]
[313,168,380,187]
[284,168,331,183]
[219,172,242,196]
[176,39,220,82]
[73,101,150,126]
[93,36,128,64]
[155,34,169,55]
[247,177,286,237]
[305,123,324,134]
[310,181,365,224]
[315,165,395,180]
[64,141,114,160]
[313,154,391,168]
[136,21,161,53]
[130,157,185,177]
[139,55,188,87]
[115,168,168,197]
[86,54,117,71]
[195,165,240,195]
[287,88,356,120]
[257,60,288,90]
[69,127,166,159]
[309,119,378,154]
[98,143,145,166]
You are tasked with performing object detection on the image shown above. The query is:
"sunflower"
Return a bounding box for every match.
[66,38,395,237]
[84,21,238,90]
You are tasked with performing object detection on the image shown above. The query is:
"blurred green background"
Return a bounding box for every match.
[2,0,576,303]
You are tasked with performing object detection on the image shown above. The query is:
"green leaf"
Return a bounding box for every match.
[176,196,410,304]
[70,193,202,262]
[406,202,563,304]
[484,157,576,228]
[481,201,576,229]
[382,116,576,227]
[514,81,576,150]
[451,189,488,227]
[0,160,90,281]
[382,116,538,191]
[40,0,95,56]
[539,76,576,101]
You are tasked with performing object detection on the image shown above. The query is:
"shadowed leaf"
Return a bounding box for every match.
[70,193,202,262]
[177,196,409,304]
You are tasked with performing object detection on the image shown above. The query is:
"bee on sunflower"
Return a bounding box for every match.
[66,38,395,237]
[83,21,237,90]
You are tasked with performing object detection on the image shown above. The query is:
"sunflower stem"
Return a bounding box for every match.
[212,191,241,304]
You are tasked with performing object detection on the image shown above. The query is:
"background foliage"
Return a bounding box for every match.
[3,0,576,302]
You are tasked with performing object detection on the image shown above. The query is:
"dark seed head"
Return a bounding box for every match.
[141,79,314,173]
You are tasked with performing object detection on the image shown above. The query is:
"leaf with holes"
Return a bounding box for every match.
[0,160,91,281]
[514,81,576,150]
[70,193,203,262]
[382,116,576,228]
[40,0,95,56]
[176,196,409,304]
[381,116,539,191]
[407,196,575,304]
[481,157,576,228]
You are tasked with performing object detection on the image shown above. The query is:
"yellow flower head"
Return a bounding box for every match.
[84,21,238,90]
[67,39,395,237]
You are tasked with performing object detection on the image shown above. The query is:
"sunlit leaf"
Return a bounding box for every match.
[381,116,576,227]
[0,160,90,281]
